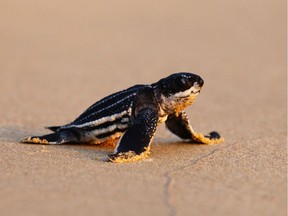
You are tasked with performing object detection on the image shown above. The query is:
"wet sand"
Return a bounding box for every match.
[0,1,286,215]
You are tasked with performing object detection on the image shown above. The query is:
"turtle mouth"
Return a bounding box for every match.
[177,90,200,98]
[172,82,202,98]
[190,82,202,94]
[178,87,201,98]
[191,89,201,94]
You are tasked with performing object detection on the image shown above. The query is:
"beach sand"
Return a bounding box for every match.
[0,1,286,215]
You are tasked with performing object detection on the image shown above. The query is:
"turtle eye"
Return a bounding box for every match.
[180,78,187,85]
[176,77,190,90]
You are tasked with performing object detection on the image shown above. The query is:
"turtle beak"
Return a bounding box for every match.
[190,82,202,94]
[197,77,204,87]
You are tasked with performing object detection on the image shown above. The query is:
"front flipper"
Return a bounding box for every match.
[108,87,159,163]
[165,111,224,144]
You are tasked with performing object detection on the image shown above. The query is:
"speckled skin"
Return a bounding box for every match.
[21,72,224,162]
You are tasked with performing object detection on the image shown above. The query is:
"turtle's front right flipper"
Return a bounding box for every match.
[108,87,159,163]
[21,129,82,144]
[165,111,224,144]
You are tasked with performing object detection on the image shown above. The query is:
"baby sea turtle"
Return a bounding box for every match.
[21,72,224,162]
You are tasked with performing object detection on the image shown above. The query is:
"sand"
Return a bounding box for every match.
[0,1,286,215]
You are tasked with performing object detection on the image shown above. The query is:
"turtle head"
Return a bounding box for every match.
[152,72,204,113]
[153,72,204,98]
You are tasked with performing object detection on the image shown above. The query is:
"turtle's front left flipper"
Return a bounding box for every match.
[108,87,159,163]
[165,111,224,144]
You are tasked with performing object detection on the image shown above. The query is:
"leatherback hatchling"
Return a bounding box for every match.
[21,72,224,162]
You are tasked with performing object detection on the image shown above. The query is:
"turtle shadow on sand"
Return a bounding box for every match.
[1,126,221,163]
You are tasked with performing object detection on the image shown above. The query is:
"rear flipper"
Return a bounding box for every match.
[108,87,159,163]
[165,111,224,144]
[21,129,82,144]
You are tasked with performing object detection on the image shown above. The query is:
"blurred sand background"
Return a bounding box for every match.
[0,1,286,215]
